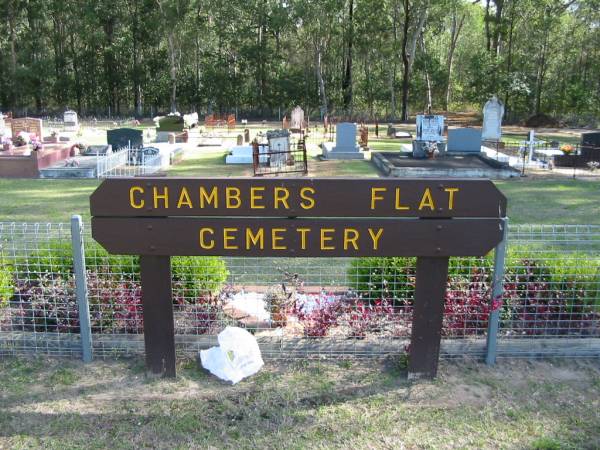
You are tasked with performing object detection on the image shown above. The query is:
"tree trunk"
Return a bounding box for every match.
[341,0,354,113]
[400,0,411,121]
[445,12,464,111]
[167,32,178,113]
[315,43,328,116]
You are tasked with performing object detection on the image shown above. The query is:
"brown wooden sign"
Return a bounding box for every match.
[90,178,506,218]
[90,177,507,380]
[92,217,503,257]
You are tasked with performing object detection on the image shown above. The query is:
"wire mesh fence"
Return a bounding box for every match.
[1,222,598,360]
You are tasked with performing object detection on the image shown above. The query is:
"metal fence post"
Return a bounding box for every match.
[485,217,508,365]
[71,215,93,362]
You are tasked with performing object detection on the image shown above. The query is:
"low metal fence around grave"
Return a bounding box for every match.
[0,220,599,360]
[96,147,162,178]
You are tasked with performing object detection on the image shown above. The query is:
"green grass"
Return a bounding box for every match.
[0,152,598,224]
[0,357,598,449]
[495,179,600,224]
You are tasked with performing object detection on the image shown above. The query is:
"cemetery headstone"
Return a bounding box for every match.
[413,115,445,158]
[244,128,250,143]
[266,129,291,167]
[416,115,444,141]
[237,135,243,146]
[482,95,504,141]
[581,132,600,160]
[322,122,364,159]
[0,113,6,135]
[64,110,79,132]
[290,106,304,131]
[107,128,143,151]
[11,117,43,140]
[447,128,482,153]
[282,116,289,129]
[156,115,185,142]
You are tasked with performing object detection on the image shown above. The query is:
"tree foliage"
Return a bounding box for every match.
[0,0,598,122]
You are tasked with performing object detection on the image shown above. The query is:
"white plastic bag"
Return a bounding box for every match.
[200,326,264,384]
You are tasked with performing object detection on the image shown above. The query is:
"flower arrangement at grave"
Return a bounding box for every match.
[13,133,28,147]
[587,161,599,172]
[560,144,575,155]
[31,139,42,151]
[424,141,438,159]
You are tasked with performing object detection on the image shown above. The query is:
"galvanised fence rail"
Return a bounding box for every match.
[0,219,599,361]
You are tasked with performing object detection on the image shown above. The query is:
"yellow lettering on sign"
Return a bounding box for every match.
[296,227,311,250]
[272,228,286,250]
[199,186,218,208]
[299,187,316,209]
[371,187,386,209]
[394,188,410,210]
[153,186,169,209]
[274,187,290,209]
[343,228,360,250]
[368,228,384,250]
[250,187,266,209]
[129,186,144,209]
[199,228,215,249]
[444,188,459,210]
[246,228,264,250]
[320,228,335,250]
[418,188,435,211]
[226,187,241,209]
[177,187,193,209]
[223,227,238,249]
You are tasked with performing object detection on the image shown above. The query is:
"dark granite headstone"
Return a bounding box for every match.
[581,132,600,160]
[107,128,143,150]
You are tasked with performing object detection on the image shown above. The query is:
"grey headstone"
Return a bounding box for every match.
[447,128,482,153]
[107,128,143,150]
[581,132,600,147]
[333,122,360,153]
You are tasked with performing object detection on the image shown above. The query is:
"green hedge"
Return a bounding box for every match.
[0,260,14,307]
[348,250,600,307]
[16,239,229,296]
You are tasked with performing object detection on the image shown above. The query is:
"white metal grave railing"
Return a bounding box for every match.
[96,147,162,178]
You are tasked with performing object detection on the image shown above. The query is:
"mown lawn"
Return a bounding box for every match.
[0,150,598,224]
[0,356,598,449]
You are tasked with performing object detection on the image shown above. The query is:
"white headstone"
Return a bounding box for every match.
[321,122,364,159]
[416,115,444,141]
[64,110,79,132]
[290,106,304,130]
[0,113,5,135]
[482,96,504,141]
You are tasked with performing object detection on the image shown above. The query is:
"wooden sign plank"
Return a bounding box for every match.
[90,178,507,218]
[91,217,504,257]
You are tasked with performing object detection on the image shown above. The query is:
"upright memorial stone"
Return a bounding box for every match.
[447,128,482,153]
[11,117,44,140]
[107,128,143,150]
[64,110,79,132]
[482,95,504,141]
[290,106,304,131]
[0,113,5,136]
[322,122,365,159]
[413,115,445,158]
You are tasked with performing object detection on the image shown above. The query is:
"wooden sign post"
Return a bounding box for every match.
[90,178,506,379]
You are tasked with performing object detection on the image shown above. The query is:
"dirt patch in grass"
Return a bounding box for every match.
[1,356,599,449]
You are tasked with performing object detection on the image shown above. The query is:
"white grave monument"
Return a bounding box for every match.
[225,144,268,164]
[482,95,504,141]
[290,106,304,130]
[322,122,364,160]
[416,115,444,141]
[266,130,291,167]
[64,110,79,132]
[0,113,5,136]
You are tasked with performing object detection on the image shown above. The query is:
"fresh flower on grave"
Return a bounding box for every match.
[560,144,575,155]
[587,161,599,171]
[31,139,42,151]
[13,134,27,147]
